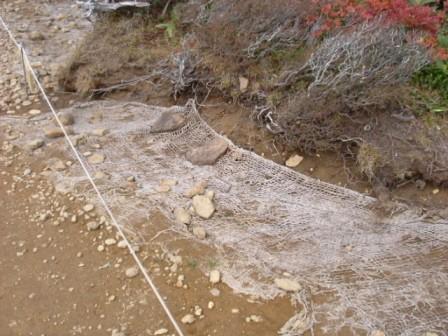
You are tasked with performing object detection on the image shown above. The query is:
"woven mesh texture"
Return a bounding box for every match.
[4,101,448,336]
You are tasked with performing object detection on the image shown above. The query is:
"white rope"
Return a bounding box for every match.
[0,15,185,336]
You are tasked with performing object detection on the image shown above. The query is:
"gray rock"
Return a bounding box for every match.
[155,185,171,193]
[181,314,195,324]
[29,31,45,41]
[415,179,426,190]
[210,288,220,297]
[239,76,249,92]
[111,330,126,336]
[209,270,221,284]
[125,266,139,278]
[87,221,100,231]
[88,153,105,164]
[186,138,228,166]
[192,195,215,219]
[28,109,41,115]
[44,127,64,138]
[192,226,206,239]
[370,331,386,336]
[105,238,116,246]
[56,113,74,126]
[174,207,191,225]
[285,154,304,168]
[151,111,186,133]
[48,158,66,171]
[92,128,108,136]
[274,278,302,292]
[27,138,44,150]
[83,204,95,212]
[55,181,73,195]
[184,181,208,198]
[160,179,177,186]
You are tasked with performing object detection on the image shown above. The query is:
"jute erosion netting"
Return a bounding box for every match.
[4,101,448,335]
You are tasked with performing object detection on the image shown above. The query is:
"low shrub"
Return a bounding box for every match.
[308,0,447,59]
[414,61,448,97]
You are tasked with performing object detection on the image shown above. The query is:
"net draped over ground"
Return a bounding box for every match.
[5,101,448,336]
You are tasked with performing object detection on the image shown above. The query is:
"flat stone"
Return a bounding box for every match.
[94,171,107,180]
[48,158,66,171]
[111,330,126,336]
[105,238,116,246]
[239,76,249,92]
[125,266,139,278]
[87,221,100,231]
[285,154,304,168]
[154,329,168,335]
[29,109,41,115]
[174,208,191,225]
[194,305,202,316]
[55,181,73,195]
[27,138,44,150]
[209,270,221,284]
[192,195,215,219]
[92,128,108,136]
[248,315,263,323]
[186,138,228,166]
[181,314,195,325]
[274,278,302,292]
[184,181,208,198]
[71,134,85,146]
[30,31,45,41]
[160,179,177,186]
[192,226,206,239]
[83,204,94,212]
[44,127,64,138]
[56,113,74,126]
[88,153,105,164]
[155,185,171,193]
[210,288,220,297]
[151,111,186,133]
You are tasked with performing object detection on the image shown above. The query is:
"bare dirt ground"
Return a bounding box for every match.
[1,1,447,336]
[0,129,294,336]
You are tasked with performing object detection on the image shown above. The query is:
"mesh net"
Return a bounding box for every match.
[4,101,448,336]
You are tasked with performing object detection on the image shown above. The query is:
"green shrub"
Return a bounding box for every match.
[414,61,448,98]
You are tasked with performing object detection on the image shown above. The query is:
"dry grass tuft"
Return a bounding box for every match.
[357,143,384,181]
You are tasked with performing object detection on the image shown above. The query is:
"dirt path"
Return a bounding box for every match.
[0,144,171,335]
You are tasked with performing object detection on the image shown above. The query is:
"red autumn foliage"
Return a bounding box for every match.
[308,0,447,59]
